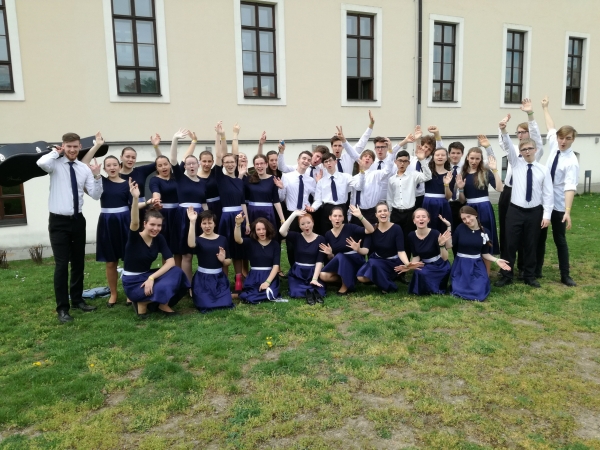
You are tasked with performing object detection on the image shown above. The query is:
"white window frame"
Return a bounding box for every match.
[341,4,382,107]
[427,14,464,108]
[561,31,590,110]
[0,0,24,102]
[233,0,287,106]
[500,24,532,109]
[102,0,170,103]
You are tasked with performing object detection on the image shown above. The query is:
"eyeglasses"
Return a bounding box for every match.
[516,131,528,135]
[375,146,387,150]
[396,159,410,164]
[520,147,535,153]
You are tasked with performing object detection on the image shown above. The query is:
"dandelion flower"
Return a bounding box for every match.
[89,364,95,367]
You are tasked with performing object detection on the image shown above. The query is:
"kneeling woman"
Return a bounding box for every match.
[450,206,510,301]
[279,210,326,303]
[354,201,421,294]
[187,209,234,313]
[122,179,190,318]
[234,214,281,304]
[319,205,374,295]
[400,208,452,295]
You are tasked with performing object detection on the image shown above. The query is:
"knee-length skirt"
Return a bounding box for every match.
[122,267,190,305]
[321,252,365,291]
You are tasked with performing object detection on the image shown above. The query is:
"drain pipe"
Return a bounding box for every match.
[416,0,423,126]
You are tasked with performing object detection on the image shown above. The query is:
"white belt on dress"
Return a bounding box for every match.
[296,262,316,267]
[207,196,221,203]
[466,196,490,204]
[161,203,178,209]
[343,251,357,255]
[247,201,272,207]
[374,253,399,260]
[197,267,222,274]
[138,196,146,203]
[424,193,446,198]
[422,255,441,263]
[180,202,202,208]
[100,206,129,213]
[251,266,272,271]
[122,270,145,276]
[222,206,242,212]
[457,253,480,259]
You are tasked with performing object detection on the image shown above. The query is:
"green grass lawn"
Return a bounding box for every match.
[1,195,600,449]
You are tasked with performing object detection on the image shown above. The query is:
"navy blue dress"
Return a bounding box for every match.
[244,176,280,230]
[96,177,130,263]
[173,162,206,254]
[122,230,189,305]
[205,166,222,225]
[450,223,491,301]
[191,235,234,312]
[214,166,246,259]
[149,176,179,253]
[120,163,156,202]
[239,238,281,304]
[286,231,326,298]
[463,171,499,254]
[322,224,366,291]
[357,224,404,293]
[423,172,452,234]
[407,229,451,295]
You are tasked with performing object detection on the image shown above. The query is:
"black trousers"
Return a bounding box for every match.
[283,208,301,267]
[500,204,542,280]
[536,209,570,277]
[48,213,87,312]
[350,206,377,226]
[391,206,416,259]
[415,195,424,209]
[498,186,524,271]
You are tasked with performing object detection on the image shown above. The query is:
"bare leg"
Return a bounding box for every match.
[484,259,492,277]
[174,254,182,268]
[137,301,150,314]
[158,303,174,313]
[182,253,193,282]
[357,276,370,283]
[106,261,119,304]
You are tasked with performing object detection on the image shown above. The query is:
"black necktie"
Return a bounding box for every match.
[526,164,533,202]
[450,166,458,200]
[310,166,315,177]
[68,162,79,217]
[330,176,338,202]
[337,159,343,173]
[550,150,560,183]
[296,175,304,210]
[416,160,422,189]
[377,160,383,170]
[356,191,361,207]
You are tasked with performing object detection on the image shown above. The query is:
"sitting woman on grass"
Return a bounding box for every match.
[122,179,189,319]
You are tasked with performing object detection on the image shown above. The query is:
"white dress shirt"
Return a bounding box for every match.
[387,163,432,210]
[338,127,372,174]
[36,150,103,215]
[311,170,353,210]
[366,153,396,201]
[502,134,553,219]
[544,129,579,212]
[355,155,396,205]
[498,120,544,187]
[278,170,317,211]
[448,161,464,202]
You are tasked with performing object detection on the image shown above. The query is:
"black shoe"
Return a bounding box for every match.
[159,308,179,317]
[517,271,524,280]
[494,277,513,288]
[336,290,350,296]
[106,301,117,308]
[397,273,408,285]
[57,310,74,323]
[72,301,97,312]
[535,272,543,279]
[561,276,576,287]
[524,278,541,288]
[313,291,324,304]
[306,289,315,306]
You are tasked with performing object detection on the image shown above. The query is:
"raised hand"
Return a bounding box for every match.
[305,205,315,213]
[314,169,323,183]
[259,131,267,145]
[277,140,285,153]
[233,123,241,135]
[488,155,497,171]
[189,131,197,142]
[234,212,245,225]
[456,173,465,189]
[88,158,101,176]
[273,176,284,189]
[187,205,197,221]
[427,125,439,134]
[499,120,507,131]
[438,229,451,245]
[368,110,374,125]
[501,113,511,125]
[216,246,226,262]
[94,131,105,146]
[335,126,346,143]
[293,209,307,218]
[173,128,189,140]
[129,177,140,198]
[443,171,453,186]
[541,96,549,108]
[520,98,533,113]
[405,133,416,144]
[349,204,362,217]
[319,242,333,256]
[414,125,422,140]
[415,144,426,160]
[150,133,161,146]
[215,121,224,136]
[346,237,361,252]
[438,215,451,228]
[478,134,491,148]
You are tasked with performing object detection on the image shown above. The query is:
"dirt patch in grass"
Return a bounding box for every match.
[511,318,544,329]
[354,391,411,410]
[575,409,600,439]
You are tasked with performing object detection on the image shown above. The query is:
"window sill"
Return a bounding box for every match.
[117,93,162,97]
[346,99,378,102]
[562,103,585,110]
[428,99,461,108]
[0,219,27,228]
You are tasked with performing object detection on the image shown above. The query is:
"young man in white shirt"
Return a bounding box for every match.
[37,132,103,323]
[409,126,444,208]
[535,97,579,286]
[277,144,325,179]
[331,111,374,175]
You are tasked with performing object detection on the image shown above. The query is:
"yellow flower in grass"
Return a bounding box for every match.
[267,341,273,348]
[33,361,42,367]
[89,364,95,368]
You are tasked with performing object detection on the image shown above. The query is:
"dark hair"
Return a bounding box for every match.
[266,150,278,158]
[121,146,137,156]
[199,150,214,161]
[103,155,120,168]
[249,154,268,184]
[448,141,465,154]
[155,155,171,171]
[361,149,376,160]
[396,150,410,159]
[330,135,342,145]
[62,132,80,143]
[144,209,164,222]
[519,138,537,150]
[199,210,217,223]
[321,152,336,163]
[298,150,313,160]
[375,201,389,212]
[373,136,387,145]
[222,153,236,163]
[314,145,329,154]
[250,218,275,240]
[428,147,451,176]
[421,135,436,152]
[265,151,281,176]
[557,125,577,139]
[459,205,492,247]
[412,207,430,219]
[329,206,344,216]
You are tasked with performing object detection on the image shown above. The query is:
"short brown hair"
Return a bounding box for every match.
[360,149,375,160]
[421,135,436,150]
[373,136,387,145]
[62,132,81,143]
[250,218,275,240]
[557,125,577,139]
[321,152,336,163]
[314,145,328,155]
[330,135,343,145]
[518,138,537,150]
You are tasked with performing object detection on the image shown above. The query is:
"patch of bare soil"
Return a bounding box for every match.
[439,378,469,405]
[511,319,544,329]
[575,409,600,440]
[354,391,411,410]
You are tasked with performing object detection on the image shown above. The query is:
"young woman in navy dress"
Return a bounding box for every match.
[187,209,234,313]
[243,154,285,232]
[450,206,510,301]
[455,147,503,272]
[319,205,374,295]
[122,179,189,318]
[354,202,422,294]
[279,210,326,303]
[399,208,452,295]
[234,214,281,304]
[423,148,453,233]
[149,155,179,254]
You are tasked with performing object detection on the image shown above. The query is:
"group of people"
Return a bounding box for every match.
[37,97,579,323]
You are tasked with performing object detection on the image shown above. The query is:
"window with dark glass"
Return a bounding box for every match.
[0,0,14,92]
[111,0,160,95]
[566,37,583,105]
[0,184,26,225]
[240,2,277,98]
[505,31,524,104]
[346,14,374,100]
[432,22,455,102]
